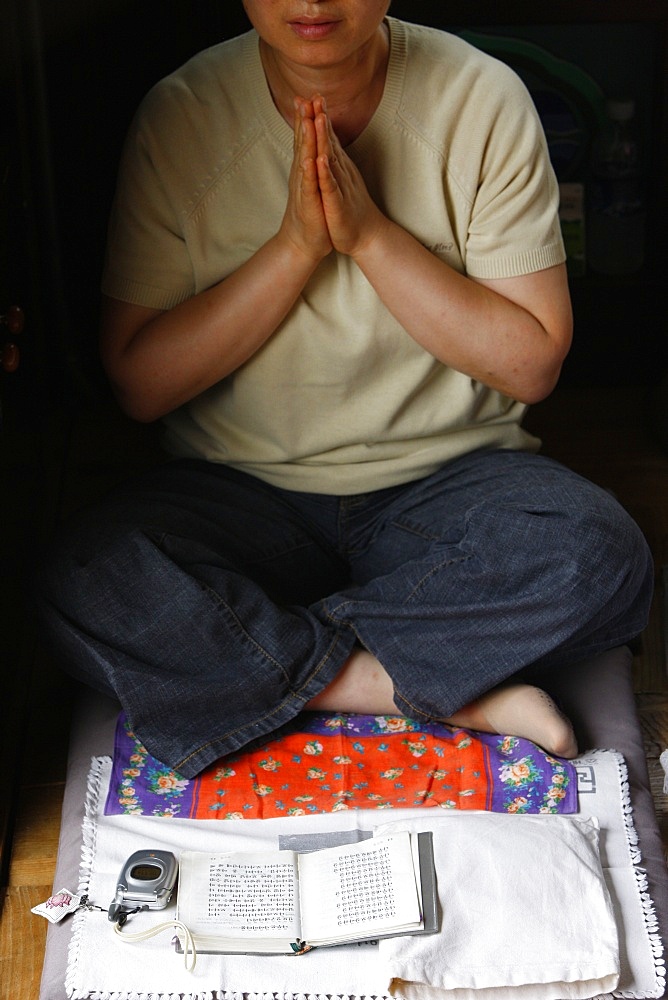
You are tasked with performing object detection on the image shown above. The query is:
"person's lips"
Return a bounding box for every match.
[288,18,340,41]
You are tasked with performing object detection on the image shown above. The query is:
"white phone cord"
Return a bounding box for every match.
[113,918,197,971]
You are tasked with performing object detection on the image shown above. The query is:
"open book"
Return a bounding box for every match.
[175,831,437,955]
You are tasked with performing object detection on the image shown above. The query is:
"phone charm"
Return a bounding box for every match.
[31,889,106,924]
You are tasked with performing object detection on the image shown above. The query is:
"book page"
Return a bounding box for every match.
[178,850,301,941]
[297,832,422,944]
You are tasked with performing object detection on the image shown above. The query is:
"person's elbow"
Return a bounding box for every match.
[102,366,167,423]
[100,344,174,423]
[513,327,572,405]
[99,297,173,422]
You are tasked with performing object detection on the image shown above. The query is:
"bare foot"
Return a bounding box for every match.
[447,684,578,759]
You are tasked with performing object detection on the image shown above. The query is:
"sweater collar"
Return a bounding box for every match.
[241,16,407,157]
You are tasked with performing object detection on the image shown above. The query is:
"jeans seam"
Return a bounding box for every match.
[173,699,298,773]
[389,517,442,542]
[324,601,354,622]
[172,628,352,773]
[202,581,290,681]
[392,688,442,722]
[404,553,470,605]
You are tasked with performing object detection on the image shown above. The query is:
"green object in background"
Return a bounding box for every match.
[459,30,606,181]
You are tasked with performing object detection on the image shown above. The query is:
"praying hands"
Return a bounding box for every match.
[284,94,387,262]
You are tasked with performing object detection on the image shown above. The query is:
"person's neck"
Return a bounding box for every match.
[259,23,390,146]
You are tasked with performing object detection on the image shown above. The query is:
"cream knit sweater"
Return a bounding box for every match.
[102,17,565,494]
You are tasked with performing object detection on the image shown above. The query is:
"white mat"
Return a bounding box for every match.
[63,749,665,1000]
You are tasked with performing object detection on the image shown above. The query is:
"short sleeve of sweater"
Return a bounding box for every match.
[446,47,564,279]
[466,82,564,278]
[386,25,563,280]
[101,79,199,310]
[101,32,275,310]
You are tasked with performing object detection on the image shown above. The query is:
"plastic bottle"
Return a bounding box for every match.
[587,98,645,275]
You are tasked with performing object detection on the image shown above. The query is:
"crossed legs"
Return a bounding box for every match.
[34,451,652,775]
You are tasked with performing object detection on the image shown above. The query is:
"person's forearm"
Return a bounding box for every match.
[351,216,569,404]
[103,232,322,422]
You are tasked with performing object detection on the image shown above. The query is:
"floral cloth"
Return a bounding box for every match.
[104,713,577,820]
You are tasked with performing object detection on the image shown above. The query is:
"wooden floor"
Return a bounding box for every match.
[1,383,668,997]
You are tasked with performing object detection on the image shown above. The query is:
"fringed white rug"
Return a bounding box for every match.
[63,749,665,1000]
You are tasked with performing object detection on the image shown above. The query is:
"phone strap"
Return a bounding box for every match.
[113,918,197,971]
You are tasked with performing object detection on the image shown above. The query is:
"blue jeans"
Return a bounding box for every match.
[34,449,653,776]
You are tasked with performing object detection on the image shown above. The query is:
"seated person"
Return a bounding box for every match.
[34,1,653,777]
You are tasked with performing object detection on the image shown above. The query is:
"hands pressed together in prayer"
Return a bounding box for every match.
[283,95,385,263]
[99,91,571,424]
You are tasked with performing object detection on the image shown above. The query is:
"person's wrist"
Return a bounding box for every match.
[285,234,327,270]
[275,225,330,271]
[349,210,393,264]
